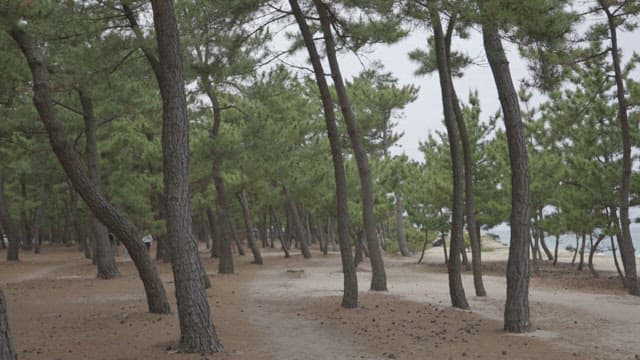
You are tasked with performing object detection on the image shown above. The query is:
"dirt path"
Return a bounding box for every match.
[1,246,639,359]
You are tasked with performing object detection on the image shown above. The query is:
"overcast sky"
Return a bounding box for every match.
[276,12,640,162]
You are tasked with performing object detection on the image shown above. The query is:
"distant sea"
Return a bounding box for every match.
[486,223,640,256]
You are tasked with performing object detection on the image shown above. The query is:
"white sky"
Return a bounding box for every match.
[275,13,640,162]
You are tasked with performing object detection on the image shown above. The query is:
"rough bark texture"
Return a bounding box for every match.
[150,0,223,352]
[429,4,469,309]
[0,172,19,261]
[237,189,263,265]
[206,207,220,259]
[314,0,387,291]
[482,19,533,333]
[0,289,17,360]
[290,0,358,307]
[79,88,120,279]
[395,194,410,256]
[9,25,170,315]
[600,2,639,296]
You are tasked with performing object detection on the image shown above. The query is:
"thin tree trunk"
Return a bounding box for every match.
[313,0,386,291]
[230,224,245,256]
[0,289,17,360]
[0,173,19,261]
[442,232,448,265]
[571,234,579,265]
[289,0,358,308]
[79,88,120,279]
[395,193,410,256]
[32,177,47,254]
[482,16,532,332]
[150,0,222,352]
[553,235,560,266]
[282,185,312,258]
[237,189,263,265]
[588,234,605,278]
[600,2,639,295]
[418,229,429,264]
[611,235,625,283]
[10,22,172,313]
[578,233,586,271]
[429,4,468,309]
[19,177,33,251]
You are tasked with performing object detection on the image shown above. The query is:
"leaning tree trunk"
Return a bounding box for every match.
[205,207,220,259]
[79,88,120,279]
[482,18,533,332]
[9,25,170,315]
[314,0,387,291]
[237,189,263,265]
[588,234,605,278]
[600,2,639,296]
[0,172,20,261]
[430,4,468,309]
[283,1,358,307]
[0,289,17,360]
[150,0,223,352]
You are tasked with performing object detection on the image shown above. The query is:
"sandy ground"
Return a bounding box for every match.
[0,244,639,360]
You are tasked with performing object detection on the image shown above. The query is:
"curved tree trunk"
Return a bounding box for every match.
[289,0,358,308]
[150,0,222,352]
[9,24,170,314]
[481,17,532,333]
[429,5,468,309]
[600,2,639,296]
[0,289,17,360]
[588,234,605,278]
[553,235,560,266]
[79,88,120,279]
[314,0,387,291]
[237,189,263,265]
[0,172,20,261]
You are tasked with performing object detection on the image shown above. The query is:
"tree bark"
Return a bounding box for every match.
[481,17,532,332]
[205,207,220,259]
[150,0,223,352]
[79,88,120,279]
[429,4,469,309]
[588,234,605,278]
[237,189,263,265]
[279,0,360,307]
[0,289,17,360]
[9,24,170,314]
[553,235,560,266]
[314,0,387,291]
[578,233,586,271]
[600,2,639,296]
[0,172,20,261]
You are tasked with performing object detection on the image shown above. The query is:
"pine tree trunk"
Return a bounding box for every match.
[600,2,639,295]
[430,5,468,309]
[314,0,386,291]
[0,173,20,261]
[588,234,605,278]
[0,289,17,360]
[150,0,222,352]
[79,88,120,279]
[578,234,586,271]
[32,177,47,254]
[395,193,410,256]
[553,235,560,266]
[9,24,170,314]
[283,186,312,259]
[237,190,263,265]
[289,0,358,308]
[481,17,532,332]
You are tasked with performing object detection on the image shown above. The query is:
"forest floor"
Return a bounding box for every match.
[1,243,639,360]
